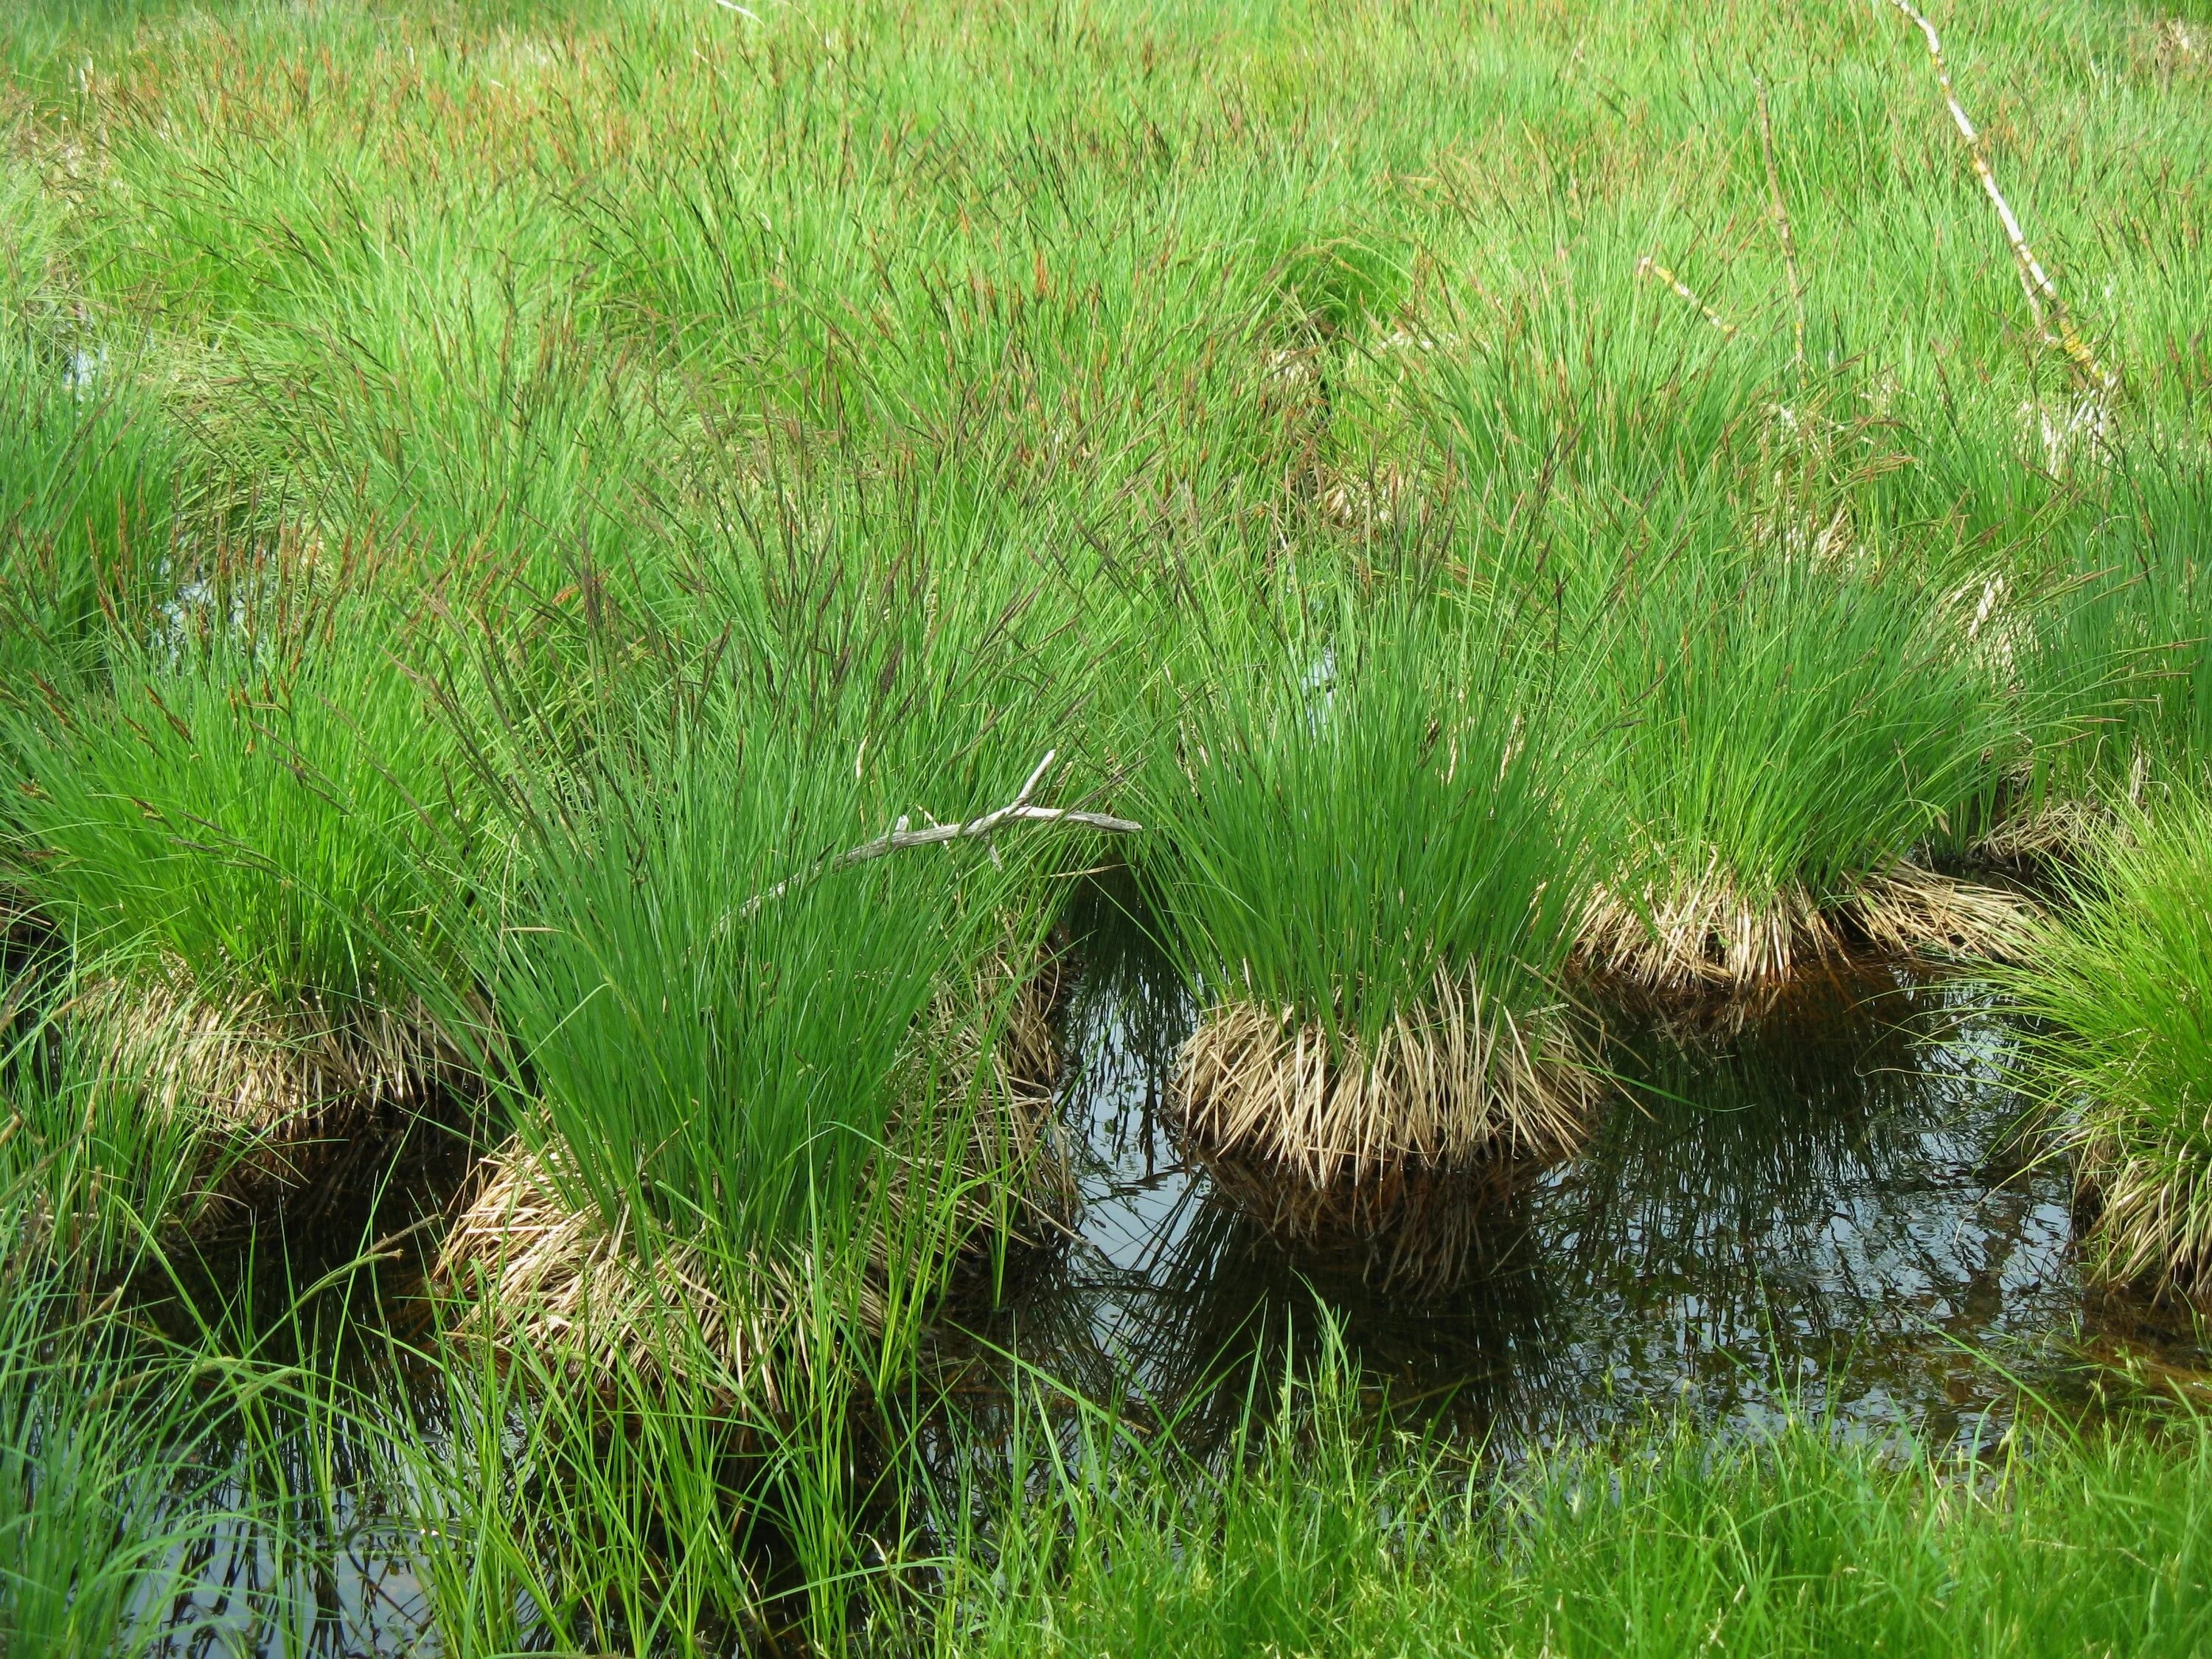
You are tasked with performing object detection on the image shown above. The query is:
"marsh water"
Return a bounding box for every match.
[144,907,2211,1653]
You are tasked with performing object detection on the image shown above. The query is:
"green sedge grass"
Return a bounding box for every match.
[2003,786,2212,1292]
[4,613,476,1014]
[1135,585,1596,1054]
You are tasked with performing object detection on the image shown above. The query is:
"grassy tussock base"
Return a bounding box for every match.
[1577,863,2033,995]
[436,966,1072,1406]
[72,970,465,1234]
[1175,973,1595,1184]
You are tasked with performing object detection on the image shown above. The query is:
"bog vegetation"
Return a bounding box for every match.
[1,0,2209,1650]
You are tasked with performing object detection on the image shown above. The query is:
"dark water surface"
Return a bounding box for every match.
[143,927,2211,1652]
[1007,953,2187,1456]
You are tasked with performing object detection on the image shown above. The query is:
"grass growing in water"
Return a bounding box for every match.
[934,1357,2212,1659]
[1582,543,2026,992]
[438,669,1083,1405]
[1134,590,1602,1181]
[3,611,481,1236]
[2006,787,2212,1293]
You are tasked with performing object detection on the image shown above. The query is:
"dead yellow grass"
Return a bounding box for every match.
[1576,861,2034,995]
[1175,970,1596,1185]
[72,968,467,1233]
[2070,1129,2212,1298]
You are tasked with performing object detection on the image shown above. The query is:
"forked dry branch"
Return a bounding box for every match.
[1885,0,2113,392]
[738,752,1140,921]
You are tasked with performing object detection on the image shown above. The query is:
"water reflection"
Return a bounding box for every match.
[137,885,2212,1652]
[994,924,2179,1455]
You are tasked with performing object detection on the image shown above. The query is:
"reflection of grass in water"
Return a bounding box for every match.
[1556,970,2052,1385]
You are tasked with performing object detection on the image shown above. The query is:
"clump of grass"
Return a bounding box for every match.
[435,681,1084,1407]
[1999,457,2212,851]
[2004,787,2212,1293]
[1582,546,2028,992]
[1133,590,1602,1183]
[3,609,480,1230]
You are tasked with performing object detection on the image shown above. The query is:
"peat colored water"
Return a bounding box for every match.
[142,891,2212,1652]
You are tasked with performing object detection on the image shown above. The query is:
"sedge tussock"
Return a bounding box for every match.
[436,962,1071,1407]
[1175,972,1595,1186]
[69,970,467,1232]
[1975,793,2121,866]
[1576,862,2033,994]
[2002,790,2212,1296]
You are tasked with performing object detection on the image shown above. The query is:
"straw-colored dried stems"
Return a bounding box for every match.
[434,959,1073,1406]
[1174,970,1597,1186]
[2068,1124,2212,1299]
[73,970,467,1234]
[1885,0,2112,394]
[1577,860,2034,995]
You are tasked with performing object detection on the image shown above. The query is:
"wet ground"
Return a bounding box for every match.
[137,906,2212,1652]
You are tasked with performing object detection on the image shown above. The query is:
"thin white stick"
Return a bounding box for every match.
[1636,254,1737,337]
[737,751,1141,919]
[1885,0,2112,392]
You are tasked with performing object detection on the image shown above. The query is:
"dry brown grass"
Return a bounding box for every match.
[2069,1126,2212,1298]
[1576,861,2034,996]
[1174,971,1596,1186]
[70,968,468,1234]
[434,953,1073,1406]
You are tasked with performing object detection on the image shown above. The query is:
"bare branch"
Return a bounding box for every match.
[1635,254,1737,338]
[1885,0,2112,392]
[737,752,1141,920]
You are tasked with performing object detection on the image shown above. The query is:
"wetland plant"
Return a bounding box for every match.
[1580,546,2027,993]
[437,689,1082,1408]
[2006,788,2212,1292]
[1133,592,1601,1183]
[3,614,479,1238]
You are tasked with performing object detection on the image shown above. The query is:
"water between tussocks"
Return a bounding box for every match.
[139,890,2212,1652]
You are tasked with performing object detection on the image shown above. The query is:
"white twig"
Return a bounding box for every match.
[1885,0,2112,392]
[1636,254,1736,337]
[737,751,1141,919]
